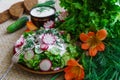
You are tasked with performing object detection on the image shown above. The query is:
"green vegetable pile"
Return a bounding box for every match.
[56,0,120,79]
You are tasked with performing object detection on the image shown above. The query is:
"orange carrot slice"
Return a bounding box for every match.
[25,28,30,32]
[26,21,38,31]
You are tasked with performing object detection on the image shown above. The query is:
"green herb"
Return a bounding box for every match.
[23,39,34,50]
[34,0,55,7]
[50,73,62,80]
[45,51,62,68]
[57,0,120,79]
[57,0,120,40]
[18,54,24,63]
[37,7,50,12]
[23,31,34,38]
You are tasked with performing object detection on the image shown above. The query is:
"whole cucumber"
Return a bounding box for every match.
[7,16,29,33]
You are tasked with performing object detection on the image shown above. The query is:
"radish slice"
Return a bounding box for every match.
[13,46,20,54]
[39,59,52,71]
[40,44,49,50]
[58,11,68,22]
[24,50,34,60]
[42,33,56,45]
[43,20,54,29]
[15,36,24,47]
[13,46,17,54]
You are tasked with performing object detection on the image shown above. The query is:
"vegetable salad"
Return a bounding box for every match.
[14,27,78,71]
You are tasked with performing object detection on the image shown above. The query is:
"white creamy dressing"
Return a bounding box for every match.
[38,34,67,56]
[48,43,67,56]
[17,33,67,57]
[30,7,55,17]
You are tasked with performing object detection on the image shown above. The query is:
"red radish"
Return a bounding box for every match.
[42,33,56,45]
[58,11,68,22]
[24,50,34,60]
[39,59,52,71]
[13,46,16,54]
[43,20,55,29]
[40,44,49,50]
[15,36,24,47]
[13,46,19,54]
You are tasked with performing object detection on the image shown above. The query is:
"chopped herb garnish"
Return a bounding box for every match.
[37,7,50,12]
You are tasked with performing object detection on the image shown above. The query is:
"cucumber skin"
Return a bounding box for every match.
[7,16,29,33]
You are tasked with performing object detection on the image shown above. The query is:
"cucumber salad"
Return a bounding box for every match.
[14,21,78,71]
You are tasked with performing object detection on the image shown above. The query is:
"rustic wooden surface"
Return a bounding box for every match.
[0,0,65,80]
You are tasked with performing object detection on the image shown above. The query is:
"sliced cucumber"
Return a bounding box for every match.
[33,54,40,60]
[61,58,65,68]
[34,45,43,54]
[62,52,71,66]
[26,63,33,68]
[24,50,34,60]
[49,46,61,55]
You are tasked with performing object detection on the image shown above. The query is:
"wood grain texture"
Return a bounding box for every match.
[24,0,38,13]
[0,10,11,24]
[9,1,24,19]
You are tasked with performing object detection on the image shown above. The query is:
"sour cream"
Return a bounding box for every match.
[30,7,55,17]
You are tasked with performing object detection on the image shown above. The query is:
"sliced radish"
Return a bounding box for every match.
[58,11,68,22]
[39,59,52,71]
[40,44,49,50]
[15,36,24,47]
[43,20,55,29]
[24,50,34,60]
[13,46,20,54]
[42,33,56,45]
[13,46,17,54]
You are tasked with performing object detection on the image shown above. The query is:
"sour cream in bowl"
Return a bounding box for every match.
[30,6,56,28]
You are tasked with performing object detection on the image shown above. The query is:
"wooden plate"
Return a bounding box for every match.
[17,64,64,74]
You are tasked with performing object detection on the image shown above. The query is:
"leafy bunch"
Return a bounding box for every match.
[57,0,120,79]
[57,0,120,39]
[80,38,120,80]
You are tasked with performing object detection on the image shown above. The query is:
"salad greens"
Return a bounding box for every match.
[19,45,78,70]
[18,28,79,71]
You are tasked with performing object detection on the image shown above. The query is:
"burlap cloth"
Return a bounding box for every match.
[0,0,65,80]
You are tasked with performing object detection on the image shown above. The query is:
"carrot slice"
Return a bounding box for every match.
[26,21,38,31]
[25,28,30,32]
